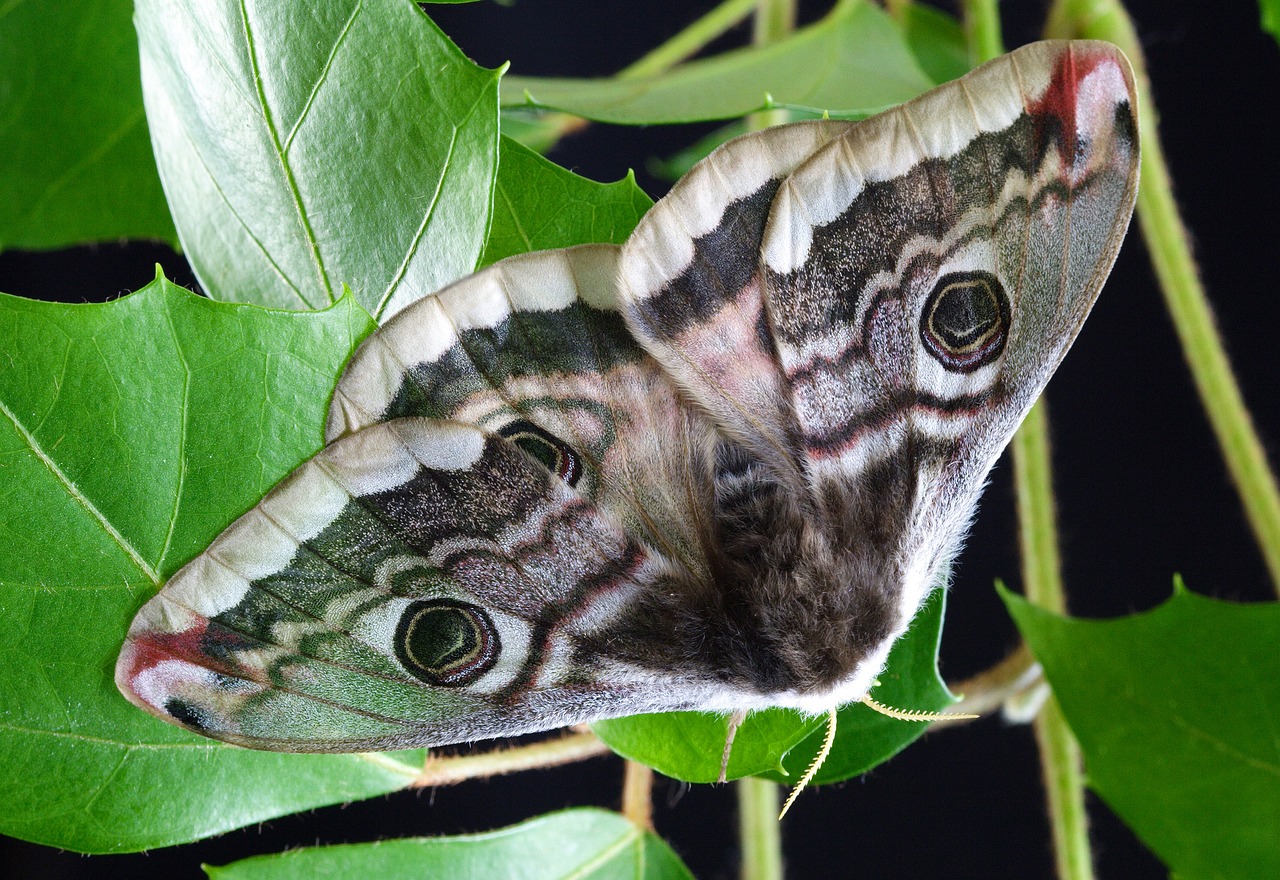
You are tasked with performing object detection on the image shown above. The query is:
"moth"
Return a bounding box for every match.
[117,41,1139,758]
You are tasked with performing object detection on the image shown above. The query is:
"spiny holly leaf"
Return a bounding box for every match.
[0,277,440,854]
[594,588,956,783]
[0,0,177,251]
[204,809,694,880]
[481,136,653,267]
[1005,584,1280,880]
[136,0,501,321]
[501,0,932,124]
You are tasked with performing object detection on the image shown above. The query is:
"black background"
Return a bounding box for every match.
[3,1,1278,877]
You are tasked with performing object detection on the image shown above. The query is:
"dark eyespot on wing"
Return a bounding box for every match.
[395,599,501,687]
[499,419,583,487]
[920,271,1009,372]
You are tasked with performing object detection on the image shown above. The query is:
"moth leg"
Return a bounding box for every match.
[719,708,749,783]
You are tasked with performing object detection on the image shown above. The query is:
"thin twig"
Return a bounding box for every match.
[1012,404,1096,880]
[934,643,1043,727]
[409,730,610,788]
[618,0,760,80]
[622,760,655,830]
[961,0,1005,67]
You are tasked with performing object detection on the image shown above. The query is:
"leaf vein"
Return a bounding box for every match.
[0,398,160,586]
[283,0,365,152]
[237,0,335,305]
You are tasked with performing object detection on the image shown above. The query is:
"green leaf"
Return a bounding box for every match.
[594,588,956,783]
[0,1,177,251]
[1263,0,1280,46]
[480,136,653,267]
[0,278,441,854]
[204,808,693,880]
[135,0,501,320]
[501,0,933,124]
[647,120,751,182]
[1004,585,1280,880]
[902,4,971,85]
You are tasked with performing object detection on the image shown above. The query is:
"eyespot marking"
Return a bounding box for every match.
[395,600,500,687]
[499,420,582,487]
[920,271,1010,372]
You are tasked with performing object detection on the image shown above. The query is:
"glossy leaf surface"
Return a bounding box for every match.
[136,0,501,320]
[205,809,694,880]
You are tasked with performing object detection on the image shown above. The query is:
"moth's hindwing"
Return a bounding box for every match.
[328,244,718,582]
[116,419,725,751]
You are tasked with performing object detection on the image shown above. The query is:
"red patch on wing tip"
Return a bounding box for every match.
[120,619,210,686]
[1029,44,1121,164]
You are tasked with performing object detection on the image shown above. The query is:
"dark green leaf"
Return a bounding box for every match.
[647,120,751,182]
[902,4,971,84]
[1262,0,1280,46]
[1005,584,1280,880]
[594,588,956,783]
[501,0,932,124]
[0,278,439,854]
[480,137,653,266]
[135,0,501,320]
[0,1,177,251]
[205,808,693,880]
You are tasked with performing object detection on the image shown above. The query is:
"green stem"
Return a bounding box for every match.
[961,0,1005,64]
[752,0,796,43]
[745,0,797,131]
[1014,405,1065,612]
[1035,696,1095,879]
[1044,0,1280,595]
[1013,405,1096,880]
[883,0,912,23]
[618,0,759,80]
[738,776,784,880]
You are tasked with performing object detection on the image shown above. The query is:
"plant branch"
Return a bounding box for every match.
[961,0,1005,66]
[409,730,610,787]
[1045,0,1280,595]
[622,760,655,830]
[934,643,1043,726]
[618,0,759,80]
[739,776,784,880]
[1013,404,1095,880]
[745,0,798,131]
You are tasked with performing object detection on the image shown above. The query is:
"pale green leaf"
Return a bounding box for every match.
[501,0,933,124]
[481,136,652,266]
[902,4,971,84]
[205,809,693,880]
[0,279,437,854]
[136,0,501,320]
